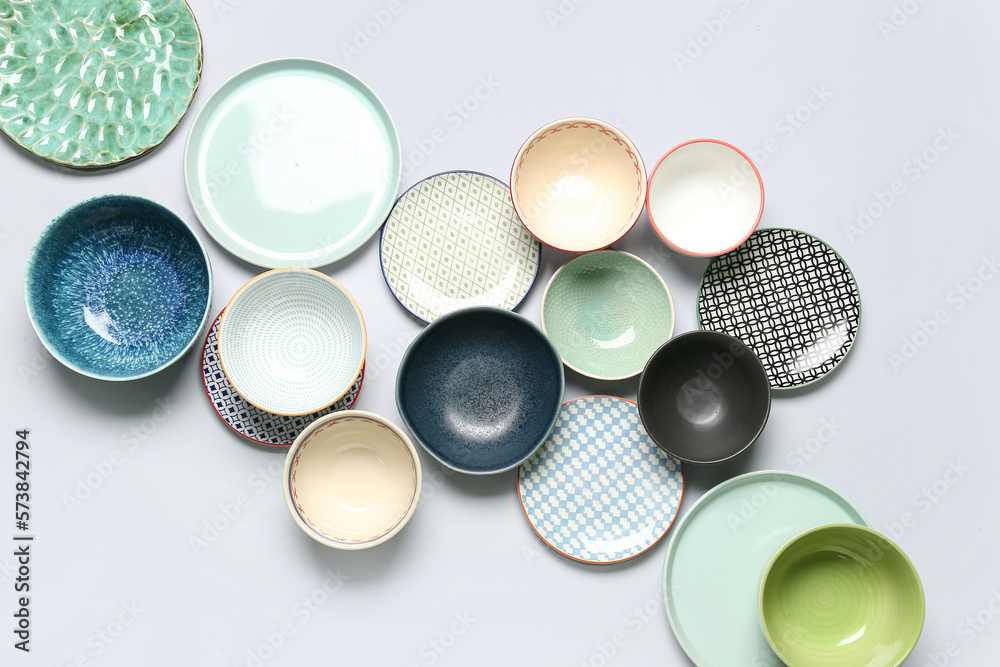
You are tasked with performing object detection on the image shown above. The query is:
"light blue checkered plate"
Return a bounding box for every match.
[518,395,684,564]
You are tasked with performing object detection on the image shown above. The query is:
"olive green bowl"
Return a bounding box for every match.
[759,524,924,667]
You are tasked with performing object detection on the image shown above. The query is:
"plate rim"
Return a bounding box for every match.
[182,57,402,268]
[517,394,685,565]
[661,469,869,667]
[217,268,367,416]
[696,226,863,390]
[540,249,675,381]
[200,309,363,446]
[0,0,204,169]
[377,169,541,324]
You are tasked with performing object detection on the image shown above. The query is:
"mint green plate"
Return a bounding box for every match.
[184,59,401,268]
[760,524,924,667]
[663,471,868,667]
[0,0,202,168]
[540,250,673,380]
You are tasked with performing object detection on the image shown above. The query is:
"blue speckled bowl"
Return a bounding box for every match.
[396,307,564,474]
[25,194,213,381]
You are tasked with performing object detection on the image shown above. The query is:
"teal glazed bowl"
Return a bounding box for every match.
[760,524,925,667]
[25,194,213,380]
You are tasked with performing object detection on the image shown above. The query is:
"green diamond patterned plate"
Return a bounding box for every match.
[0,0,202,168]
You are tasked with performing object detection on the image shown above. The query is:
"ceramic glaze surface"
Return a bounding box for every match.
[518,396,683,564]
[760,524,924,667]
[647,140,763,256]
[663,472,868,667]
[699,228,861,389]
[184,58,401,268]
[637,330,770,464]
[25,194,211,380]
[218,269,365,416]
[541,251,673,380]
[284,412,420,550]
[201,311,363,446]
[0,0,203,167]
[396,307,564,474]
[380,171,540,322]
[511,118,645,252]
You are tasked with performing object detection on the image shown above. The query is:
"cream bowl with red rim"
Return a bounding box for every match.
[283,411,421,550]
[646,139,764,257]
[510,117,646,252]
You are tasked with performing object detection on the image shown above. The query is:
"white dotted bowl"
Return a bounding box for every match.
[218,269,366,416]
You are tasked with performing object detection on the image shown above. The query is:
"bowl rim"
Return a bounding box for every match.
[218,267,367,416]
[758,522,925,667]
[540,249,675,381]
[395,305,565,475]
[637,329,771,464]
[646,138,765,258]
[509,116,647,253]
[22,193,214,381]
[282,410,423,551]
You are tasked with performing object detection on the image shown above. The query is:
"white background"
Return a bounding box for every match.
[3,1,998,665]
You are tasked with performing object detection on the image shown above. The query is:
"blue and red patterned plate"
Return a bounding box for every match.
[517,395,684,564]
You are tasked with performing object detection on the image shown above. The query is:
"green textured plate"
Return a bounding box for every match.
[540,250,674,381]
[0,0,203,168]
[663,471,868,667]
[760,524,924,667]
[183,58,401,269]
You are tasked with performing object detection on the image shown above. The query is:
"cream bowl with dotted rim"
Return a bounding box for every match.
[510,117,646,252]
[283,411,421,550]
[646,139,764,257]
[517,395,684,564]
[218,268,366,416]
[540,250,674,381]
[379,171,541,323]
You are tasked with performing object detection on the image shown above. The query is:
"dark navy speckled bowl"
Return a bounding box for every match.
[25,194,213,381]
[396,307,564,474]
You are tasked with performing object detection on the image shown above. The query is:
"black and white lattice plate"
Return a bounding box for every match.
[698,228,861,389]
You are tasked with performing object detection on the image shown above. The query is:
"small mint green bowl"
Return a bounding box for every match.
[759,524,925,667]
[540,250,674,381]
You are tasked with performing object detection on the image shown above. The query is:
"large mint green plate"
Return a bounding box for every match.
[184,59,401,269]
[0,0,203,168]
[663,471,868,667]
